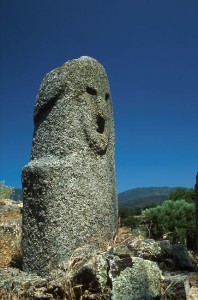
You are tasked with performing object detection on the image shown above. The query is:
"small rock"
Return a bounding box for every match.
[109,256,162,300]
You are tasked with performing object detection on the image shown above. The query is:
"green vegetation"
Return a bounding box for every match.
[142,199,196,249]
[168,187,195,203]
[0,181,22,202]
[0,181,14,200]
[119,207,142,227]
[119,187,196,250]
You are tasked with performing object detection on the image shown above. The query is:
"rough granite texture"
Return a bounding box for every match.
[22,56,118,276]
[109,256,162,300]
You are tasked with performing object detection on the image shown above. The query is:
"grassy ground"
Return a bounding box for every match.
[0,200,22,268]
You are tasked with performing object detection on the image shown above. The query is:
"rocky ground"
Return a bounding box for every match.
[0,199,198,299]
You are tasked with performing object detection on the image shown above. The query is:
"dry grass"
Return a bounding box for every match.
[0,233,16,267]
[114,226,133,245]
[0,205,22,268]
[0,231,22,268]
[0,210,21,223]
[117,226,131,235]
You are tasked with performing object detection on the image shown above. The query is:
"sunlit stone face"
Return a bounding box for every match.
[80,79,112,155]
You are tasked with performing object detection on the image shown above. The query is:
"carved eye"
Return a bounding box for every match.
[105,93,110,101]
[86,86,97,96]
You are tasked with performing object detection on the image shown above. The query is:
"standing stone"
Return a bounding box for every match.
[22,56,118,276]
[195,172,198,253]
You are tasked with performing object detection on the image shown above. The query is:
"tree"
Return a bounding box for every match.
[0,181,14,200]
[168,187,195,203]
[119,207,141,227]
[142,199,196,249]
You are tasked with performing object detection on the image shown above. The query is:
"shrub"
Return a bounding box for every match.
[0,181,14,200]
[142,199,196,249]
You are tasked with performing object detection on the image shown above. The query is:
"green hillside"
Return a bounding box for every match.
[118,187,178,208]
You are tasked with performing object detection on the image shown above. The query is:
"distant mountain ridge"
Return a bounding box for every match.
[118,187,178,208]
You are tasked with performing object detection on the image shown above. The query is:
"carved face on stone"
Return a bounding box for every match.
[64,56,113,156]
[32,56,114,158]
[78,67,112,155]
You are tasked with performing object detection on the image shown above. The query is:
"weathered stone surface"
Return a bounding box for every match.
[172,245,197,271]
[128,239,161,260]
[112,244,132,256]
[22,56,118,276]
[109,256,162,300]
[0,245,197,299]
[128,239,172,262]
[0,254,162,300]
[0,267,54,299]
[128,239,197,272]
[162,273,191,300]
[71,254,111,299]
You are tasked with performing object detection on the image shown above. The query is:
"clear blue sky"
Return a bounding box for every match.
[0,0,197,192]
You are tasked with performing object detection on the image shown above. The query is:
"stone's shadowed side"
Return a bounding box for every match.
[22,56,118,276]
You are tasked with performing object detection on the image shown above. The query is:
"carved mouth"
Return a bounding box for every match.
[96,115,105,134]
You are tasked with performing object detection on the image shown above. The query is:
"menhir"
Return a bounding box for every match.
[22,56,118,276]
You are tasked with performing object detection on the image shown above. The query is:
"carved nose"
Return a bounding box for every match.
[96,115,105,134]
